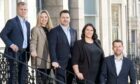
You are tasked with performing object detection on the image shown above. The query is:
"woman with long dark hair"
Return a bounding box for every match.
[72,23,104,84]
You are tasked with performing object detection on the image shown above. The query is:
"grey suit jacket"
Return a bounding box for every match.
[30,27,51,68]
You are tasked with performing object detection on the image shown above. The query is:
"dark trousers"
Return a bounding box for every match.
[36,69,51,84]
[7,50,28,84]
[76,79,86,84]
[66,59,75,84]
[55,68,66,84]
[55,59,74,84]
[76,78,96,84]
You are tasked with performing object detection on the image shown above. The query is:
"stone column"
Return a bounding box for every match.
[69,0,84,39]
[26,0,37,28]
[100,0,111,56]
[44,0,64,26]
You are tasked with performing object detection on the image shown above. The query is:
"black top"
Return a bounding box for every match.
[42,27,49,37]
[84,42,103,84]
[72,40,104,84]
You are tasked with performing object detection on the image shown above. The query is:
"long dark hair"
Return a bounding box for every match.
[81,23,98,40]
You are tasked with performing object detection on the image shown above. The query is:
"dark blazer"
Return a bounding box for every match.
[0,16,30,59]
[100,55,136,84]
[72,39,104,79]
[48,25,77,68]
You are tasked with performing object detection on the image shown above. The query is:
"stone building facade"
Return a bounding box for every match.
[0,0,140,57]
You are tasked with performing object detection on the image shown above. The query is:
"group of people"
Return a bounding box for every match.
[0,1,136,84]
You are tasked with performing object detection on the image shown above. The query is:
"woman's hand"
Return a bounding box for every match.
[31,51,37,57]
[76,72,84,80]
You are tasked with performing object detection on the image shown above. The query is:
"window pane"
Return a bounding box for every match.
[131,30,136,43]
[36,0,44,13]
[112,26,118,40]
[112,4,120,41]
[85,16,96,26]
[131,30,136,55]
[84,0,96,14]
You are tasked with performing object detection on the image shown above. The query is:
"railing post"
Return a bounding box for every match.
[0,53,9,84]
[14,52,18,84]
[25,52,29,84]
[0,51,68,84]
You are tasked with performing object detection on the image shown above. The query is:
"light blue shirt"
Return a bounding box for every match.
[18,16,28,48]
[60,25,71,45]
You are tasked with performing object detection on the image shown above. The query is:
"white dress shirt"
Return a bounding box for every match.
[114,55,123,76]
[18,16,28,48]
[60,25,71,45]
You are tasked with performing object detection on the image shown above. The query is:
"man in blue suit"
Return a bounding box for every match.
[49,10,77,84]
[0,2,30,84]
[100,39,136,84]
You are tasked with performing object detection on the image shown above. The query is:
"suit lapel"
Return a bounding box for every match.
[15,16,24,37]
[94,40,101,48]
[39,27,46,39]
[70,28,74,46]
[94,40,104,54]
[39,27,48,47]
[118,57,126,77]
[25,21,30,40]
[59,26,70,46]
[111,56,117,76]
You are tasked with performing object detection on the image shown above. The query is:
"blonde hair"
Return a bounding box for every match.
[36,10,53,30]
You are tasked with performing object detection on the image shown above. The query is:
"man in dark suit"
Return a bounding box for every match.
[49,10,77,84]
[0,2,30,84]
[100,39,136,84]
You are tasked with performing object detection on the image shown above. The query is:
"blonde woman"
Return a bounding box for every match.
[30,10,53,84]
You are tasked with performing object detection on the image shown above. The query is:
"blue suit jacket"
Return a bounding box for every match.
[48,25,77,68]
[100,55,136,84]
[0,16,30,59]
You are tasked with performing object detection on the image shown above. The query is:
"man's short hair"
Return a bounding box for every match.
[59,10,70,17]
[112,39,123,46]
[17,2,26,7]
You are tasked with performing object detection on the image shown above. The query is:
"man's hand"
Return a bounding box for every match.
[52,62,61,69]
[10,44,19,52]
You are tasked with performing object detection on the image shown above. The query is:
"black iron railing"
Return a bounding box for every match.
[1,52,140,84]
[0,51,65,84]
[0,50,97,84]
[128,54,140,84]
[34,57,94,84]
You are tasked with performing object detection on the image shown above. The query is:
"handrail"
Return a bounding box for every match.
[0,47,95,84]
[35,56,77,83]
[35,56,95,83]
[0,51,65,84]
[36,56,76,76]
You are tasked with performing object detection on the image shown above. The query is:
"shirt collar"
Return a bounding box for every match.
[60,24,70,31]
[18,16,26,22]
[114,54,123,61]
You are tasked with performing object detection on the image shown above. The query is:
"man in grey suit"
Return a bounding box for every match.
[48,10,77,84]
[100,39,136,84]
